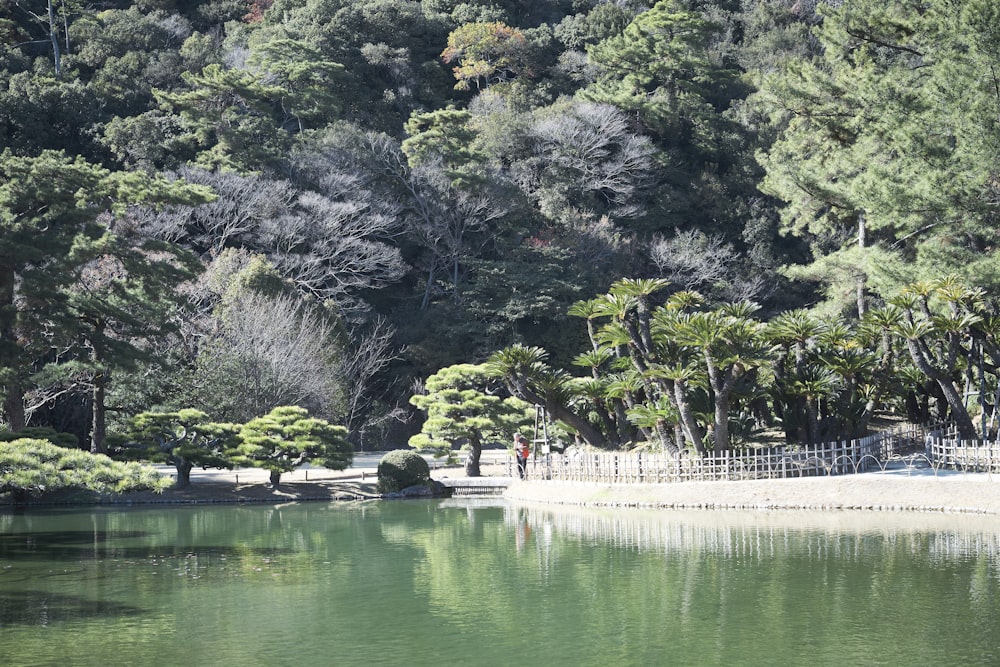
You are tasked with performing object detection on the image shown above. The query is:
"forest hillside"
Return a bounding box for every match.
[3,0,999,455]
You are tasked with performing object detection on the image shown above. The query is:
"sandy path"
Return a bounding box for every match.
[76,456,1000,516]
[504,468,1000,515]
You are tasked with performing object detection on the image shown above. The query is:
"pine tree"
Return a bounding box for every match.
[0,150,211,436]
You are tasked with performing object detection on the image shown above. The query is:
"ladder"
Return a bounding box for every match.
[532,405,553,480]
[532,404,551,453]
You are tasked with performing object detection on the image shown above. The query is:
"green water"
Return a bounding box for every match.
[2,500,999,667]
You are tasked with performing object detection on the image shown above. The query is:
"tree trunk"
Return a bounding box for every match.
[90,370,107,454]
[48,0,62,77]
[933,377,977,439]
[546,399,607,448]
[704,356,734,453]
[713,395,730,452]
[655,420,679,455]
[805,397,820,443]
[464,434,482,477]
[175,461,194,489]
[673,379,705,455]
[270,469,282,486]
[904,338,977,438]
[3,388,25,432]
[594,401,618,445]
[421,263,436,310]
[614,399,635,444]
[509,381,608,448]
[89,320,108,454]
[0,264,25,431]
[856,211,867,318]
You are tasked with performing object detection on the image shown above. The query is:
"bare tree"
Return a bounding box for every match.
[141,169,296,252]
[516,101,655,224]
[407,160,509,307]
[360,133,510,308]
[192,291,340,423]
[336,316,406,450]
[650,229,766,303]
[140,167,406,314]
[260,190,406,307]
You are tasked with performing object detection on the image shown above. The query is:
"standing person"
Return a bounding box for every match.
[514,433,530,479]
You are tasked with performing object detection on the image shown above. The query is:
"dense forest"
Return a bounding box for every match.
[3,0,1000,459]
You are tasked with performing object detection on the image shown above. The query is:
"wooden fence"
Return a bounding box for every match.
[508,421,944,484]
[925,426,1000,472]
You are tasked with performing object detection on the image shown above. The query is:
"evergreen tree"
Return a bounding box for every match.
[62,228,202,453]
[409,363,532,476]
[232,405,351,486]
[0,150,211,434]
[126,409,239,488]
[756,0,1000,314]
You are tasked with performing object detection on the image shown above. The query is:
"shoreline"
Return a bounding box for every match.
[504,470,1000,515]
[5,461,1000,515]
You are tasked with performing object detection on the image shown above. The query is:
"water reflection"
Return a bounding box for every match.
[510,504,1000,564]
[0,590,146,626]
[1,502,999,667]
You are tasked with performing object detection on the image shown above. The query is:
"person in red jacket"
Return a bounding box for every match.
[514,433,531,479]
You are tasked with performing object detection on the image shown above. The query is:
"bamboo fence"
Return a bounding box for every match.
[508,421,947,483]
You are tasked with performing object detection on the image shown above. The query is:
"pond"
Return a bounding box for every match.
[1,500,999,666]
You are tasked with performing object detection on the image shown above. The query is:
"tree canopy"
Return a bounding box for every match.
[4,0,1000,457]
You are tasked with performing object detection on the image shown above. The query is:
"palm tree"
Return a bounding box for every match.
[890,280,981,438]
[671,308,774,452]
[486,344,608,447]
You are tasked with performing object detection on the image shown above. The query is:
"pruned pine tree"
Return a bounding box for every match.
[409,363,532,476]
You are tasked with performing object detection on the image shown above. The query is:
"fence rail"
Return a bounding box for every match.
[509,422,948,484]
[926,430,1000,473]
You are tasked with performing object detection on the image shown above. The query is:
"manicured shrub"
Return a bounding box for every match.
[0,438,169,503]
[0,427,78,449]
[377,450,430,493]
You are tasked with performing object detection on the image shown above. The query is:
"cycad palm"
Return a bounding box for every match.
[671,309,773,452]
[486,344,609,447]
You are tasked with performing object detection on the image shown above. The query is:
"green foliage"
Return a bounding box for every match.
[377,449,430,493]
[232,406,351,485]
[0,438,168,502]
[252,0,455,134]
[101,111,193,170]
[0,73,102,156]
[154,64,292,172]
[554,3,634,51]
[0,427,78,449]
[246,37,345,131]
[755,0,1000,307]
[583,1,741,141]
[408,363,533,474]
[579,0,758,239]
[126,409,239,486]
[0,149,212,433]
[402,106,486,170]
